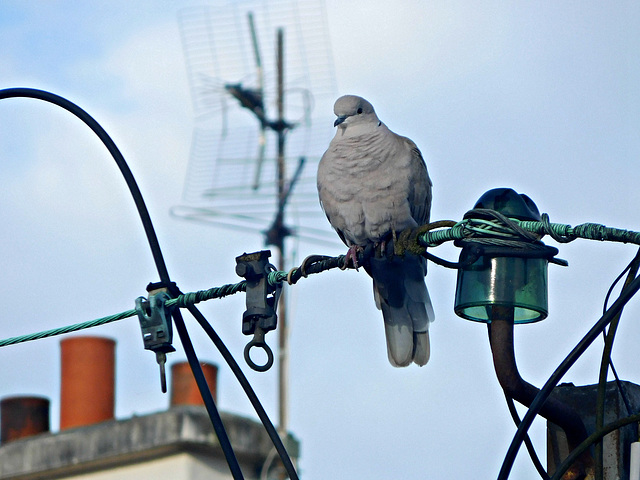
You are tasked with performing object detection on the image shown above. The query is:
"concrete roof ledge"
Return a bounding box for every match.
[0,406,297,479]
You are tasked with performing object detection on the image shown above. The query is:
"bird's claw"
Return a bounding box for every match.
[378,240,387,257]
[342,245,363,270]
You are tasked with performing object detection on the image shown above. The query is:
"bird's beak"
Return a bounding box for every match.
[334,115,346,127]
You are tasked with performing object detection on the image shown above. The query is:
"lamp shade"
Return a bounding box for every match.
[454,254,548,323]
[454,188,549,324]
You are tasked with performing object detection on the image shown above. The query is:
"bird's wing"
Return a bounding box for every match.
[403,138,432,227]
[317,145,353,247]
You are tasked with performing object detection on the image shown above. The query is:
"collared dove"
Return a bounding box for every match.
[317,95,434,367]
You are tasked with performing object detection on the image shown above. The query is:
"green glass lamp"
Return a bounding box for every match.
[454,188,552,324]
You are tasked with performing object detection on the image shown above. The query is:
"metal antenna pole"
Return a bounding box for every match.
[275,27,289,437]
[248,13,263,90]
[247,12,267,191]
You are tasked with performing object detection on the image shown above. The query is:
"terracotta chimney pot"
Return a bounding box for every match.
[60,336,115,430]
[0,396,50,443]
[170,361,218,406]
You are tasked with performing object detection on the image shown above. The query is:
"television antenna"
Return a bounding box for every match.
[173,1,337,246]
[172,0,338,454]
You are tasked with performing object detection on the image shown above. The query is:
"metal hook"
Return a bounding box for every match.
[243,327,274,372]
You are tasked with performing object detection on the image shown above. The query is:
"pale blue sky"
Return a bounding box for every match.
[0,1,639,479]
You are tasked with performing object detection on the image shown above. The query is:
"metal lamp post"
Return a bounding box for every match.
[454,188,594,479]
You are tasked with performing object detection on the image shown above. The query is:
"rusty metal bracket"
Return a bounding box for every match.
[488,307,594,479]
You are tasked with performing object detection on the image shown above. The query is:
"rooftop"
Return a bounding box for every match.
[0,405,298,479]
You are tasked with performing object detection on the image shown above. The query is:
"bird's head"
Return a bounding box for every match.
[332,95,380,131]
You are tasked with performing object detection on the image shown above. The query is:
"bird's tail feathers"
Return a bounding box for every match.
[370,253,434,367]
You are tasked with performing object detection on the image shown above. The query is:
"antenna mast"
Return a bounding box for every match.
[175,0,339,447]
[275,27,289,435]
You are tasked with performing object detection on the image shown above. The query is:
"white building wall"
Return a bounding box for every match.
[61,452,242,480]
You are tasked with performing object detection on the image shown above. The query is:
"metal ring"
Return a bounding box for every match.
[244,340,274,372]
[286,267,297,285]
[299,255,317,277]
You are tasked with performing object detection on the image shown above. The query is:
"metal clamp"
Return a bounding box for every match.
[235,250,282,372]
[135,291,176,393]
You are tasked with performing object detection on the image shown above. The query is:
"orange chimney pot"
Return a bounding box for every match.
[60,336,115,430]
[170,361,218,407]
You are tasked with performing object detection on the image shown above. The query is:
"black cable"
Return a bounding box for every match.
[504,395,550,480]
[609,363,633,417]
[550,412,640,480]
[171,308,245,479]
[183,301,300,480]
[497,273,640,480]
[600,250,640,418]
[594,248,640,480]
[602,260,633,316]
[0,88,247,478]
[0,88,171,284]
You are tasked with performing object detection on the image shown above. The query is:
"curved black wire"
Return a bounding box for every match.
[594,248,640,479]
[2,87,300,480]
[602,260,633,316]
[0,88,247,479]
[182,300,300,480]
[600,250,639,418]
[0,87,171,283]
[497,273,640,480]
[171,307,244,479]
[504,395,549,480]
[549,411,640,480]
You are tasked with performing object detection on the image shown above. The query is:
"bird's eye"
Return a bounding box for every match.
[357,107,363,114]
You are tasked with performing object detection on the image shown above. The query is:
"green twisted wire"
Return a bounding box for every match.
[0,282,248,348]
[419,213,640,248]
[1,213,637,348]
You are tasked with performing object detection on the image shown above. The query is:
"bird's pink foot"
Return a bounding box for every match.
[343,245,363,270]
[378,240,387,256]
[372,239,388,258]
